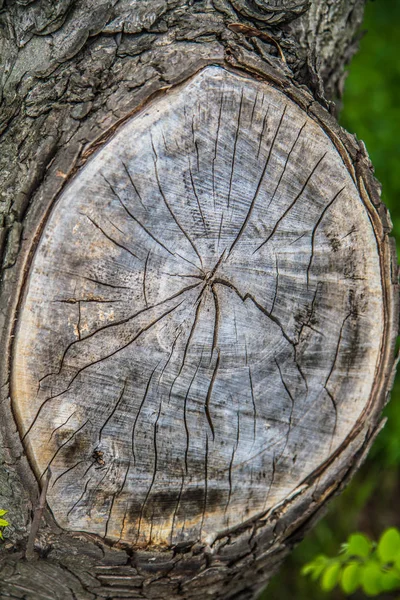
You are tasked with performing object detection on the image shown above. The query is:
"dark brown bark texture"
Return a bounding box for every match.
[0,1,398,599]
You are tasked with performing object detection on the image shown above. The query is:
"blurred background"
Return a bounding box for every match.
[262,0,400,597]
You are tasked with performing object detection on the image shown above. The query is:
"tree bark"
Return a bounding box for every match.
[0,2,398,599]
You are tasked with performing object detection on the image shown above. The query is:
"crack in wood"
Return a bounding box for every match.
[26,298,190,441]
[41,420,90,480]
[248,366,257,444]
[184,352,204,474]
[48,410,77,443]
[200,434,209,539]
[227,88,245,209]
[188,158,207,232]
[102,174,175,258]
[227,104,287,258]
[39,281,202,391]
[51,459,89,489]
[121,160,147,212]
[270,253,279,314]
[254,151,328,253]
[104,461,130,539]
[257,102,269,160]
[267,121,307,210]
[323,312,352,440]
[152,134,203,269]
[143,251,150,307]
[136,402,162,543]
[170,469,185,545]
[132,363,161,466]
[204,350,220,441]
[306,185,346,286]
[11,66,387,549]
[99,379,128,443]
[225,404,240,515]
[274,358,295,459]
[84,213,140,261]
[212,92,224,210]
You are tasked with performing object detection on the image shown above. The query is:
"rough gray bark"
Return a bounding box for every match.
[0,2,398,599]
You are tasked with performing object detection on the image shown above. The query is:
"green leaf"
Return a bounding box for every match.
[311,564,329,582]
[380,569,400,592]
[346,533,372,559]
[0,519,9,527]
[301,564,315,576]
[0,510,7,517]
[378,528,400,563]
[341,563,361,594]
[321,562,341,592]
[394,551,400,570]
[361,561,384,596]
[302,556,329,581]
[0,531,3,540]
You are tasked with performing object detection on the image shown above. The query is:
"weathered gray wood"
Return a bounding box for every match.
[13,66,386,548]
[0,1,398,599]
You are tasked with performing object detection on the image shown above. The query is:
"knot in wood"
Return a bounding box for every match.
[11,66,386,548]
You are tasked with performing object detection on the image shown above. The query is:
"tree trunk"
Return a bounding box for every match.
[0,2,398,599]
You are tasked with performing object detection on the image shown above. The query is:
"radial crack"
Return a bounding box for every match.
[257,105,270,159]
[213,277,293,346]
[227,105,287,258]
[214,276,308,395]
[184,354,203,473]
[250,90,259,125]
[143,251,150,307]
[48,411,77,442]
[67,478,91,518]
[192,112,200,171]
[306,186,346,286]
[168,294,203,403]
[51,459,89,488]
[225,405,240,514]
[271,253,279,314]
[217,212,224,250]
[152,135,203,268]
[136,402,162,541]
[248,366,257,443]
[67,300,185,390]
[84,213,139,260]
[211,284,220,358]
[41,281,201,389]
[188,159,207,231]
[104,461,130,539]
[275,358,295,458]
[99,379,128,442]
[170,469,185,545]
[158,329,182,386]
[102,174,175,257]
[254,151,328,253]
[212,93,224,209]
[76,274,134,291]
[227,88,244,208]
[267,121,307,209]
[41,420,89,480]
[205,350,220,441]
[200,434,209,538]
[324,312,351,441]
[132,363,161,465]
[28,299,188,441]
[121,160,147,211]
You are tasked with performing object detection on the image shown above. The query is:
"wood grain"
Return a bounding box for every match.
[11,66,384,548]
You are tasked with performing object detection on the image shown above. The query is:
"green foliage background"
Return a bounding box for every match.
[261,0,400,597]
